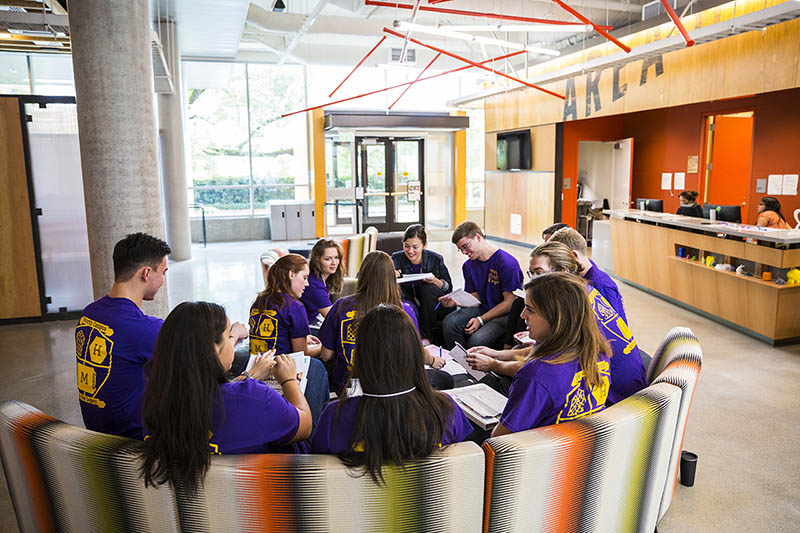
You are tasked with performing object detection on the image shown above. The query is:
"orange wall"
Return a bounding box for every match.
[560,87,800,227]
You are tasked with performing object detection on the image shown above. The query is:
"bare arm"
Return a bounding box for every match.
[481,291,517,323]
[317,305,332,318]
[320,346,335,362]
[491,422,512,438]
[291,336,321,357]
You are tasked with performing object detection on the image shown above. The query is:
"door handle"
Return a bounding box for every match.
[364,192,390,197]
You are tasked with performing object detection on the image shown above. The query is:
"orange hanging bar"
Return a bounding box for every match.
[389,52,441,110]
[329,36,387,98]
[659,0,695,46]
[281,50,525,118]
[383,27,565,100]
[549,0,631,53]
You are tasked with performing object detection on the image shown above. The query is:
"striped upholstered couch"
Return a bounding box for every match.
[0,328,701,532]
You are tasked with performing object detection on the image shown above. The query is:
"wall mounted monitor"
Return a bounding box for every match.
[496,129,531,170]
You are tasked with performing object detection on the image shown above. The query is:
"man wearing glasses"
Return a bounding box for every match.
[439,221,523,350]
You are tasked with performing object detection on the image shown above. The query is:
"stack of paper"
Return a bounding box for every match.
[397,272,434,284]
[444,384,508,430]
[246,351,310,394]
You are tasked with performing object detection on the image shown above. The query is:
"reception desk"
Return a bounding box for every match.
[605,210,800,344]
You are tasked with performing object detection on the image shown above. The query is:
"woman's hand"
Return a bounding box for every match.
[437,295,456,308]
[230,321,249,345]
[465,351,495,372]
[423,276,443,289]
[273,354,298,385]
[464,317,482,334]
[468,346,500,359]
[307,334,321,346]
[249,349,276,380]
[512,330,535,347]
[395,269,402,278]
[428,355,446,369]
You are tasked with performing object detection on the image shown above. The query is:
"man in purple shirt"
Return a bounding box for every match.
[440,221,524,350]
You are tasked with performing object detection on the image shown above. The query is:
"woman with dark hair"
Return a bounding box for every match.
[302,239,346,325]
[490,273,612,436]
[319,251,446,393]
[311,304,472,482]
[139,301,312,493]
[677,190,703,218]
[756,196,790,229]
[391,224,453,344]
[481,241,645,404]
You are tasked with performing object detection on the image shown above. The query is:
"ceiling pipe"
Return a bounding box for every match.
[364,1,614,29]
[383,27,565,99]
[549,0,631,53]
[399,0,422,63]
[389,51,440,109]
[660,0,695,46]
[277,0,328,66]
[281,49,525,118]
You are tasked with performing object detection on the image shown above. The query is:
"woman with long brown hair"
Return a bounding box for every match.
[311,304,472,482]
[318,251,445,393]
[490,273,612,436]
[302,239,346,325]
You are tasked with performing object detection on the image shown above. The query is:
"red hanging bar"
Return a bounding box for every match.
[281,50,525,118]
[329,36,387,98]
[549,0,631,53]
[659,0,695,46]
[364,0,612,30]
[383,27,565,100]
[389,52,441,110]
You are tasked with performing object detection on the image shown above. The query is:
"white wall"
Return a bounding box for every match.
[577,141,614,208]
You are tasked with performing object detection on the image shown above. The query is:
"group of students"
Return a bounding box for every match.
[76,221,648,493]
[678,190,791,229]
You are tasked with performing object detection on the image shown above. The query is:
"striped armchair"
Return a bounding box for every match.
[481,383,681,533]
[0,400,485,533]
[647,327,703,522]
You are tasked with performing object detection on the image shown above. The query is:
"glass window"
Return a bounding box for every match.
[465,107,485,209]
[30,54,75,96]
[0,52,30,94]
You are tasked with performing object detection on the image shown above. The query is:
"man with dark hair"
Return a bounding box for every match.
[439,221,523,350]
[541,222,569,242]
[75,233,172,438]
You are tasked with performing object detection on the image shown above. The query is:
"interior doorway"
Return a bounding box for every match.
[356,136,424,233]
[700,111,754,215]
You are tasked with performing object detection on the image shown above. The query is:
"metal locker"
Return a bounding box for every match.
[269,200,287,241]
[300,200,316,240]
[285,202,302,240]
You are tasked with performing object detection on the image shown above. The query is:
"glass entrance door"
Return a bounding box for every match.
[357,136,424,232]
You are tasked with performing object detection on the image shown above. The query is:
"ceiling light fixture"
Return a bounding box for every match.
[393,21,560,56]
[438,24,593,33]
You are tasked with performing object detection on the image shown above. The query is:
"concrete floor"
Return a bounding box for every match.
[1,238,799,532]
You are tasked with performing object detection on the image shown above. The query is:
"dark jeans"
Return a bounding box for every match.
[442,307,508,350]
[503,297,527,348]
[401,282,454,345]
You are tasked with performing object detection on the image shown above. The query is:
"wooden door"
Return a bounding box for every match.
[705,115,753,209]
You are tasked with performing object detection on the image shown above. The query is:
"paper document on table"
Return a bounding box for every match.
[444,384,507,430]
[425,345,470,376]
[444,289,481,308]
[397,272,434,284]
[449,342,485,380]
[246,351,310,394]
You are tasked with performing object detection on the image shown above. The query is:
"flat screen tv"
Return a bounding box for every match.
[497,129,531,170]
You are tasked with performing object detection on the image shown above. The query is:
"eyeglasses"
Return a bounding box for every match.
[457,238,475,253]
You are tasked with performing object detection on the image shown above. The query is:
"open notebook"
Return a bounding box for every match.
[443,384,507,430]
[245,351,310,395]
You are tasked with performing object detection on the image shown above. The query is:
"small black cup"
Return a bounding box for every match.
[680,451,698,487]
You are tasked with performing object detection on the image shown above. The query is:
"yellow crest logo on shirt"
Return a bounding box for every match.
[75,317,114,407]
[488,268,500,285]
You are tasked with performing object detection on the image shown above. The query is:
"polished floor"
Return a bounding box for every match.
[1,238,799,532]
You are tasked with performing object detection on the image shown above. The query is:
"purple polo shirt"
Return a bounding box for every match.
[310,395,473,454]
[318,296,419,391]
[500,353,611,432]
[249,294,310,356]
[208,379,300,454]
[585,259,627,322]
[76,295,163,439]
[300,272,332,323]
[462,249,523,312]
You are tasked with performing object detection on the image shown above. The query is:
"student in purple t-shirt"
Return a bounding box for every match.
[492,242,646,403]
[549,227,628,322]
[301,239,346,326]
[140,302,312,493]
[76,233,248,440]
[318,251,433,393]
[250,254,321,358]
[439,221,523,350]
[490,273,611,436]
[311,305,472,480]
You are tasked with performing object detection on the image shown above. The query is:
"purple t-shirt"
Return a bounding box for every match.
[586,259,627,322]
[586,285,646,404]
[500,353,611,433]
[208,379,300,454]
[462,249,523,312]
[318,295,420,391]
[300,272,332,323]
[76,295,163,439]
[249,294,310,356]
[310,395,473,454]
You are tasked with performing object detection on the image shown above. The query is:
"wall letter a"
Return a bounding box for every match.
[563,78,578,121]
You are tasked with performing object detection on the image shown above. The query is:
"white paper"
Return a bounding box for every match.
[661,172,672,190]
[396,272,434,284]
[510,213,522,235]
[444,288,481,308]
[782,174,798,196]
[424,345,469,377]
[674,172,686,190]
[448,342,485,380]
[443,384,508,430]
[246,351,310,394]
[767,174,783,195]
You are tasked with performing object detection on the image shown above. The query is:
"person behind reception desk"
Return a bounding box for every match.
[677,190,703,218]
[756,196,790,229]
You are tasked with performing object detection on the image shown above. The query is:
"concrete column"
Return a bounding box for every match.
[69,0,169,318]
[157,20,192,261]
